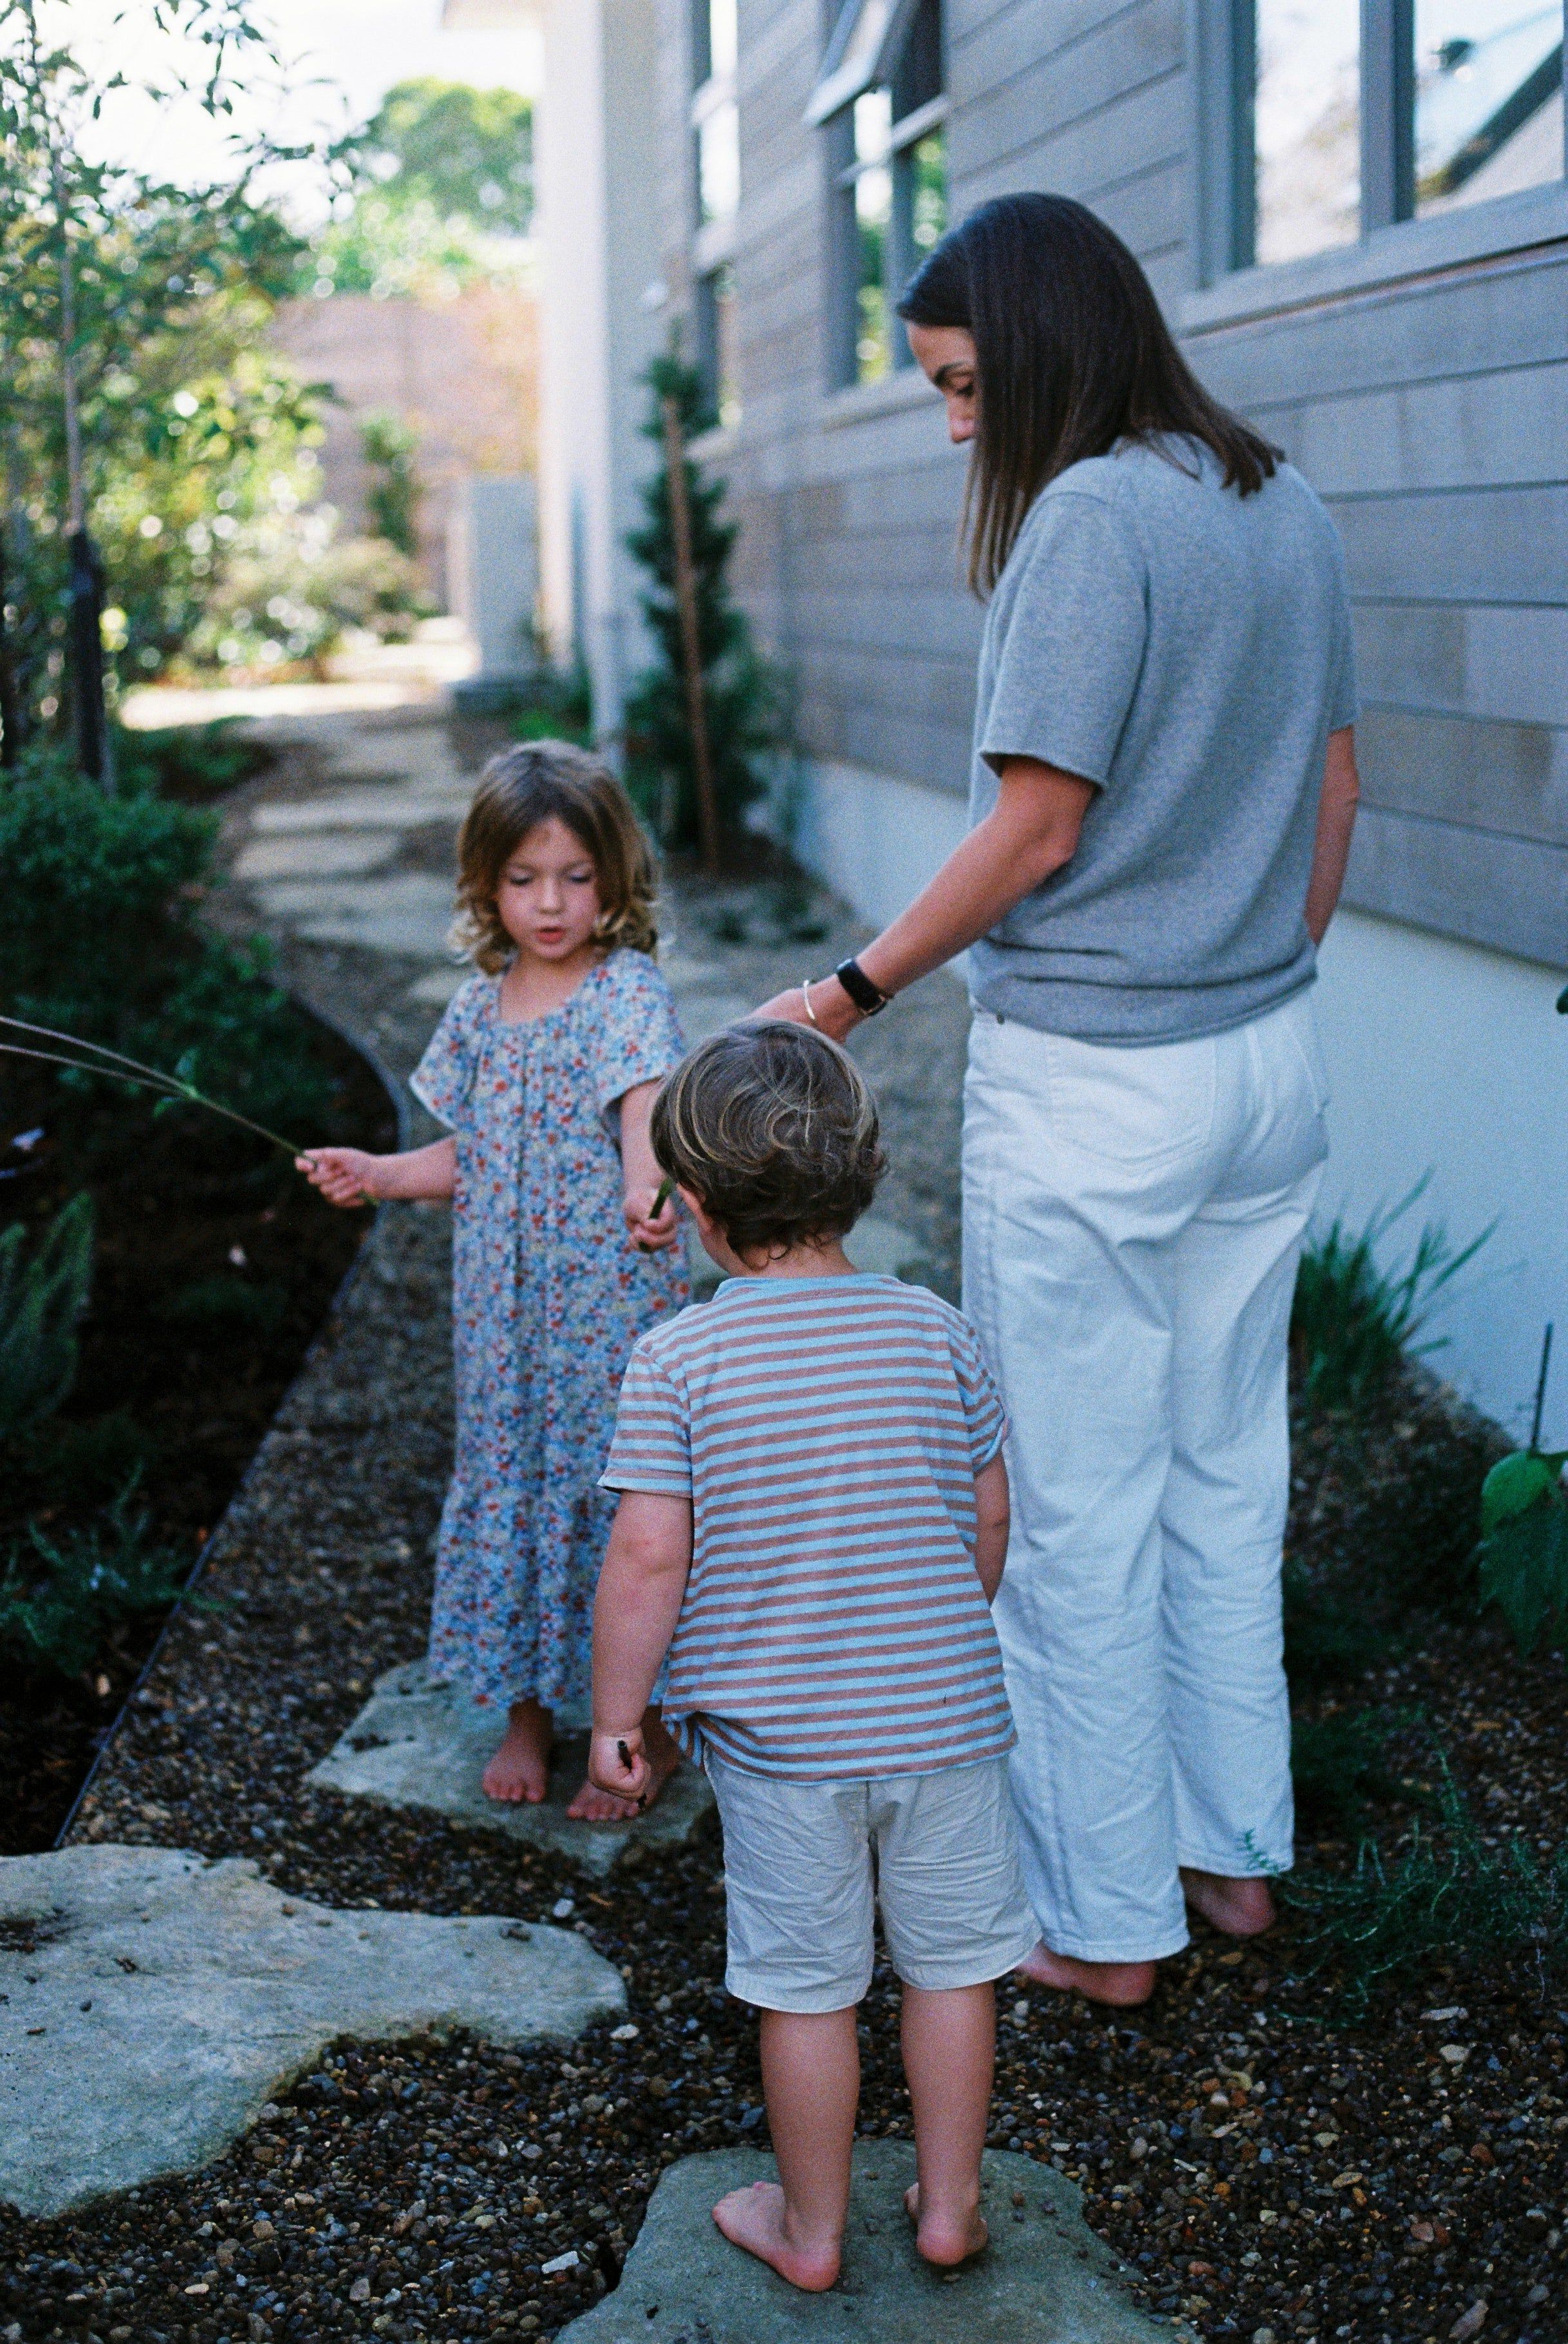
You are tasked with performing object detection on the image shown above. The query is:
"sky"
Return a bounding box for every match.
[44,0,542,216]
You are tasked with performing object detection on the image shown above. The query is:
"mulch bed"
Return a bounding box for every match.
[5,1315,1564,2342]
[0,1018,394,1856]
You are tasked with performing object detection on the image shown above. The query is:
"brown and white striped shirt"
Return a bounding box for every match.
[599,1273,1012,1781]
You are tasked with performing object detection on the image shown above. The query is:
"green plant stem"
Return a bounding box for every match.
[0,1038,305,1157]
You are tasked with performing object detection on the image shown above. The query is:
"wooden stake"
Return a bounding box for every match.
[661,392,720,875]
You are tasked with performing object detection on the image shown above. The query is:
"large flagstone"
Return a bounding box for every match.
[0,1844,623,2219]
[555,2143,1171,2343]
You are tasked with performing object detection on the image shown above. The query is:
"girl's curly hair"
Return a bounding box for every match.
[450,740,659,973]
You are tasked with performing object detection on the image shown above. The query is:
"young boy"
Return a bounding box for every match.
[588,1022,1038,2292]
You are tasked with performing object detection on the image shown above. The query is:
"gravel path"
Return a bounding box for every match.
[5,708,1565,2344]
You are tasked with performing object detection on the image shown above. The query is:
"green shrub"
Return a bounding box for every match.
[623,349,785,851]
[160,1272,288,1335]
[1292,1180,1489,1413]
[0,1194,95,1443]
[113,721,271,802]
[0,1486,193,1678]
[1282,1759,1568,2013]
[0,751,329,1144]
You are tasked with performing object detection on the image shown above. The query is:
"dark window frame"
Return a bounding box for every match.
[1189,0,1567,281]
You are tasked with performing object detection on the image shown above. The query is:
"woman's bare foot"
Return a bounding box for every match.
[566,1707,683,1822]
[481,1700,553,1803]
[903,2181,988,2269]
[713,2180,840,2292]
[1014,1941,1157,2008]
[1181,1868,1275,1937]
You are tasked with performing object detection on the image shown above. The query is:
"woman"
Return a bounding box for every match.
[757,193,1359,2006]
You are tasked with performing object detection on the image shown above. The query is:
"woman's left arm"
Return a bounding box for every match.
[758,757,1096,1040]
[1304,726,1360,946]
[620,1078,680,1250]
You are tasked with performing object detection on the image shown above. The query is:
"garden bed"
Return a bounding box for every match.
[0,1011,396,1857]
[6,1318,1562,2342]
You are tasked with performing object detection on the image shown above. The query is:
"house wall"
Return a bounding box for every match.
[652,0,1568,1437]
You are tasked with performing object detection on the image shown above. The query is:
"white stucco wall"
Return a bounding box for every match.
[1313,911,1568,1448]
[533,0,661,731]
[794,762,1565,1446]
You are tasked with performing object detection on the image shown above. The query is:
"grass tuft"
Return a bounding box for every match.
[1282,1756,1568,2014]
[1292,1179,1489,1414]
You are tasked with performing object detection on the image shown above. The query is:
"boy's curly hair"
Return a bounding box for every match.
[651,1022,886,1259]
[450,740,659,973]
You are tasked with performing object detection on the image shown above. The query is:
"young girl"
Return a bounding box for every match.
[300,741,689,1822]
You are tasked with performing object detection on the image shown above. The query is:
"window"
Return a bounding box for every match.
[810,0,947,387]
[1415,2,1565,213]
[691,0,740,426]
[695,260,740,429]
[1203,0,1565,275]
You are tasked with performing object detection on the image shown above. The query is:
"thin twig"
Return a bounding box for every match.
[0,1041,305,1157]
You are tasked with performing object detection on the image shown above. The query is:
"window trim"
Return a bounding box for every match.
[1185,0,1568,299]
[806,0,925,126]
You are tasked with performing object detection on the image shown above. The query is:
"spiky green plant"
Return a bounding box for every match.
[1291,1178,1490,1413]
[1282,1757,1568,2013]
[0,1191,93,1442]
[0,1483,194,1677]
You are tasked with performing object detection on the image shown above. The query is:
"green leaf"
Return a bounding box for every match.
[1480,1449,1568,1533]
[1478,1499,1568,1656]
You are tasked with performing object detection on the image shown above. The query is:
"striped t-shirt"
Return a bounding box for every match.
[599,1273,1012,1781]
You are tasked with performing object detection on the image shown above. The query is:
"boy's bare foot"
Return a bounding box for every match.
[567,1712,682,1823]
[1014,1941,1157,2007]
[712,2180,841,2292]
[903,2181,989,2268]
[481,1700,552,1804]
[1181,1867,1275,1937]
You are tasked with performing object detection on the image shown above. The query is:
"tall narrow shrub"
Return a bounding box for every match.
[622,350,782,851]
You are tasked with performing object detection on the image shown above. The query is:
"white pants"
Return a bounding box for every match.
[962,991,1329,1962]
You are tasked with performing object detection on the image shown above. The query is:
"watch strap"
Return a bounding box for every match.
[834,956,890,1016]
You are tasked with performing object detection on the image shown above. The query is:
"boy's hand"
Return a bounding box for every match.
[624,1181,679,1253]
[296,1147,380,1207]
[588,1726,650,1805]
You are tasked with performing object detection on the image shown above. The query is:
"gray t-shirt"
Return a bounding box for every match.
[967,436,1357,1044]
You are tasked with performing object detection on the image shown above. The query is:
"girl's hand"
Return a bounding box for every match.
[625,1181,679,1252]
[588,1726,649,1805]
[296,1147,380,1207]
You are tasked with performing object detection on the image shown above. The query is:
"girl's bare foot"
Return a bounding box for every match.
[481,1700,553,1803]
[903,2180,988,2268]
[1181,1867,1275,1937]
[1014,1941,1157,2007]
[713,2180,840,2292]
[566,1709,682,1823]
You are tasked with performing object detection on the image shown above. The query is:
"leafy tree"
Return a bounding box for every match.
[362,78,532,233]
[623,349,783,852]
[306,78,532,302]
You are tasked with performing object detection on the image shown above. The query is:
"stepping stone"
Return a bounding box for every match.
[408,965,470,1005]
[250,873,458,958]
[555,2143,1166,2342]
[251,785,473,834]
[234,830,402,881]
[0,1844,623,2220]
[309,1660,715,1879]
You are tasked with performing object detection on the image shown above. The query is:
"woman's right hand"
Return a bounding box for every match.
[296,1147,380,1206]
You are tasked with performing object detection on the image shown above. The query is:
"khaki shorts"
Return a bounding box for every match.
[706,1752,1040,2013]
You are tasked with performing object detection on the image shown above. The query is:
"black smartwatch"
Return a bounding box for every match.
[833,956,891,1017]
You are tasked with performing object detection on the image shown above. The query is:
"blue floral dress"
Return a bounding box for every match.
[410,951,689,1710]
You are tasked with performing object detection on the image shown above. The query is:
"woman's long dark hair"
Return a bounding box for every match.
[898,193,1281,594]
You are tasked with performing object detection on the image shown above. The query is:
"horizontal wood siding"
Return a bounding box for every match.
[659,0,1566,955]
